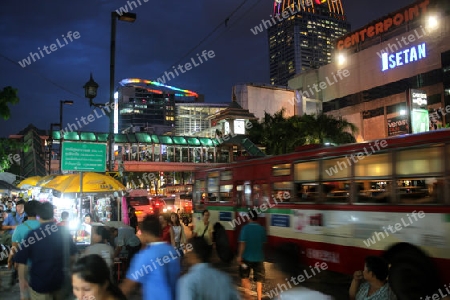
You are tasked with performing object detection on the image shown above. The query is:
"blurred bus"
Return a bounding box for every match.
[193,130,450,283]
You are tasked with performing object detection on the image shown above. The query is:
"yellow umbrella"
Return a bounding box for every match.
[35,175,58,187]
[17,176,42,188]
[45,172,125,193]
[40,174,73,190]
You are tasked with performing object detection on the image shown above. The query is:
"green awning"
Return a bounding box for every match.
[136,133,152,143]
[52,131,60,140]
[212,138,221,146]
[172,136,187,145]
[97,133,108,142]
[127,134,137,143]
[80,132,96,142]
[151,135,160,144]
[115,134,128,143]
[158,136,173,144]
[63,132,79,140]
[199,138,214,147]
[186,137,200,146]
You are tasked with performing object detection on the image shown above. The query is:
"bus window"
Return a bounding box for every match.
[220,184,233,202]
[322,181,351,203]
[396,178,440,204]
[272,182,292,202]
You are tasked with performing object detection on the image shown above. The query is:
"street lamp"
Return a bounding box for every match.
[109,11,136,172]
[59,100,74,173]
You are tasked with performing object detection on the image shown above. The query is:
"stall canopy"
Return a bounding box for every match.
[43,172,126,193]
[0,172,17,185]
[17,176,42,189]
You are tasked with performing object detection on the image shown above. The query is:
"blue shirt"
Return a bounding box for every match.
[239,222,267,262]
[126,242,181,300]
[14,222,77,293]
[177,263,240,300]
[3,212,27,234]
[12,219,41,243]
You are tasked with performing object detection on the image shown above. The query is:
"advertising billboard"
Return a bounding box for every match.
[409,89,429,134]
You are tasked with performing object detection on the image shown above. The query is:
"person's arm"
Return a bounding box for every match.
[2,215,16,231]
[170,226,175,247]
[349,271,363,300]
[180,226,187,244]
[237,241,245,265]
[7,241,19,269]
[120,279,139,296]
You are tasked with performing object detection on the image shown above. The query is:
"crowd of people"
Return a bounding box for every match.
[1,197,449,300]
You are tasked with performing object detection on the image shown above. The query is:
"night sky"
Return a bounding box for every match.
[0,0,414,138]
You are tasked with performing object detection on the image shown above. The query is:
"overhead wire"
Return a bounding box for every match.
[0,53,84,100]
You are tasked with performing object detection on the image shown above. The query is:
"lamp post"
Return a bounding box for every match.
[59,100,74,173]
[109,11,136,172]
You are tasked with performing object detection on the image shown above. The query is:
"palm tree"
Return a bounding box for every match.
[301,113,358,145]
[248,110,358,155]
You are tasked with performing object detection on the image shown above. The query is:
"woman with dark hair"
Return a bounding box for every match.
[159,214,172,244]
[72,254,127,300]
[349,256,396,300]
[382,242,450,300]
[170,212,186,249]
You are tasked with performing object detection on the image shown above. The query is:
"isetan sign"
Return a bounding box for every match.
[381,43,426,71]
[336,0,430,50]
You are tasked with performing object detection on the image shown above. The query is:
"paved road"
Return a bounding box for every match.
[0,225,351,299]
[1,253,351,300]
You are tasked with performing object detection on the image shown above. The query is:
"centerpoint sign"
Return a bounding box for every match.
[381,43,426,71]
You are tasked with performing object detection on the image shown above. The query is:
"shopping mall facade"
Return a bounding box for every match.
[288,0,450,141]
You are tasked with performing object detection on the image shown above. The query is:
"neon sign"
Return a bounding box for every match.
[381,43,426,71]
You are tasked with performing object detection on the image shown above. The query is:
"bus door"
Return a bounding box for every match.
[233,181,252,247]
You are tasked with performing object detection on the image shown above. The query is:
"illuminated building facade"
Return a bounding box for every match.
[175,103,228,137]
[268,0,350,86]
[116,78,203,135]
[288,0,450,141]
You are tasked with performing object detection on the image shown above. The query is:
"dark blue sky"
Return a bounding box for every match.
[0,0,414,137]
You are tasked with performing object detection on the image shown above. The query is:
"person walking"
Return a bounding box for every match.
[177,236,240,300]
[237,209,267,300]
[120,215,181,300]
[170,213,186,250]
[7,200,41,300]
[14,202,77,300]
[192,210,213,255]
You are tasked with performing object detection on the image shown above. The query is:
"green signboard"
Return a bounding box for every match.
[61,142,106,172]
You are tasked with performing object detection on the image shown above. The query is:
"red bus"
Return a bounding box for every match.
[193,130,450,282]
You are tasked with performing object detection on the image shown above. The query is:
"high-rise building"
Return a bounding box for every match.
[116,78,203,135]
[268,0,351,86]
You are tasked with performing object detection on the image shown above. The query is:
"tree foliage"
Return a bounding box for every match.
[0,86,20,120]
[248,109,358,155]
[0,86,23,172]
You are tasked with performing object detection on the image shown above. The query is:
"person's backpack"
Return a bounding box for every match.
[213,222,234,263]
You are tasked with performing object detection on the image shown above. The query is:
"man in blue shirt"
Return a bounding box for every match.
[237,209,267,300]
[177,236,240,300]
[8,200,41,300]
[121,215,181,300]
[14,202,77,299]
[2,199,27,235]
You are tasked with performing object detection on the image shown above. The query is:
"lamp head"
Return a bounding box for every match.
[83,73,99,100]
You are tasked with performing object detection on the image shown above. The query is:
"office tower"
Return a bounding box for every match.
[268,0,351,86]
